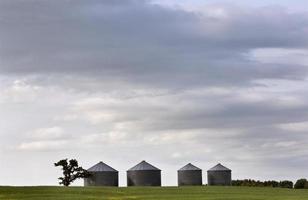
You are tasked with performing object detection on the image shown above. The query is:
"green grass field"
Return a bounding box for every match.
[0,186,307,200]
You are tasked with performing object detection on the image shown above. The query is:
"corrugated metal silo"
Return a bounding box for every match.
[207,163,231,186]
[178,163,202,186]
[127,160,161,186]
[84,161,118,186]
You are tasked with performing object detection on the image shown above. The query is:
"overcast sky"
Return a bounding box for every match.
[1,0,308,186]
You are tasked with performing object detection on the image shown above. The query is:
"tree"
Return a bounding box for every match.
[294,179,308,189]
[279,180,293,189]
[54,159,90,186]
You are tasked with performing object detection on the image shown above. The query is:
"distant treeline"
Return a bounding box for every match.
[232,179,293,188]
[232,179,308,189]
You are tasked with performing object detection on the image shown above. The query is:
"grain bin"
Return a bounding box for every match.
[207,163,231,186]
[178,163,202,186]
[84,161,118,186]
[127,160,161,186]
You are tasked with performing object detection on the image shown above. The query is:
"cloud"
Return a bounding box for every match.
[0,79,41,103]
[1,0,308,90]
[277,121,308,132]
[17,140,68,151]
[16,126,71,151]
[30,127,66,140]
[247,48,308,66]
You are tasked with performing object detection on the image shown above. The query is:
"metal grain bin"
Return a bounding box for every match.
[127,160,161,186]
[178,163,202,186]
[207,163,231,186]
[84,161,118,187]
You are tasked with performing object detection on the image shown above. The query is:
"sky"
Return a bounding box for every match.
[0,0,308,186]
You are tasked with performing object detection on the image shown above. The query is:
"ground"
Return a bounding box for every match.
[0,186,307,200]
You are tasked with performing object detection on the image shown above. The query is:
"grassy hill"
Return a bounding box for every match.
[0,186,307,200]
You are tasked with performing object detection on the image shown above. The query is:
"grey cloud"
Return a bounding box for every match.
[1,0,308,89]
[69,89,308,131]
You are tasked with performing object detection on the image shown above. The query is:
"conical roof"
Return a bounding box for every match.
[87,161,118,172]
[178,163,201,171]
[127,160,161,171]
[207,163,231,172]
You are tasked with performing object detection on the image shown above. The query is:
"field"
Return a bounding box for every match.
[0,186,307,200]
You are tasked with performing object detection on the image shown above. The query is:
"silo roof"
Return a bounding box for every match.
[207,163,231,172]
[178,163,201,171]
[128,160,161,171]
[87,161,118,172]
